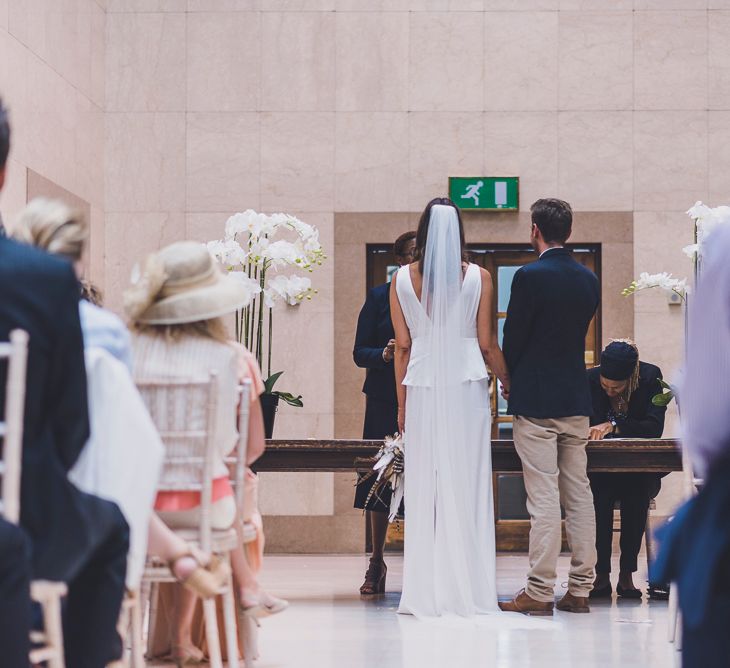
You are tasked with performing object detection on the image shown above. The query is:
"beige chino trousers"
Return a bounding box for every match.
[512,415,597,602]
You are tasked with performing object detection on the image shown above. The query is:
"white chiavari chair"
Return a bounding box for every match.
[138,373,242,668]
[227,381,259,668]
[1,330,67,668]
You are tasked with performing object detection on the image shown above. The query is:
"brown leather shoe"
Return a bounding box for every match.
[556,591,590,613]
[498,589,554,616]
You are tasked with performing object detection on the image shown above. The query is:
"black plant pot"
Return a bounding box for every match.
[260,393,280,439]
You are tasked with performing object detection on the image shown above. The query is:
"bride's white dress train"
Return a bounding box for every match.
[396,261,498,617]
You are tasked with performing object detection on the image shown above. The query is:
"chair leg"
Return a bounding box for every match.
[44,594,65,668]
[668,583,679,643]
[130,594,145,668]
[203,597,224,668]
[146,581,159,657]
[239,611,259,668]
[645,515,654,575]
[221,568,241,667]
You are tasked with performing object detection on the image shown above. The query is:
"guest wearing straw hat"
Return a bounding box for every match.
[127,241,287,665]
[587,340,667,600]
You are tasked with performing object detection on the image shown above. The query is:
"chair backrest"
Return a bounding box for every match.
[0,330,29,524]
[226,380,252,515]
[136,373,219,552]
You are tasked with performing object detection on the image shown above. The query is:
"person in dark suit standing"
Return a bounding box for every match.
[353,231,416,596]
[586,340,667,600]
[500,198,600,616]
[0,97,129,667]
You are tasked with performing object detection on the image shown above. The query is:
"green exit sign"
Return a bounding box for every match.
[449,176,519,211]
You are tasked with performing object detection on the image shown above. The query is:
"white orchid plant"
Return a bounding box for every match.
[622,202,730,302]
[207,210,326,407]
[623,201,730,406]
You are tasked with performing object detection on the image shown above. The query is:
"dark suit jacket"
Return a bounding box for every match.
[587,362,666,438]
[353,282,396,405]
[0,237,99,580]
[503,247,600,418]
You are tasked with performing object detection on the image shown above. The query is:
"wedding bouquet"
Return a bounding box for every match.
[362,433,405,523]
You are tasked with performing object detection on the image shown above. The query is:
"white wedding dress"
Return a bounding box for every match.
[396,206,498,618]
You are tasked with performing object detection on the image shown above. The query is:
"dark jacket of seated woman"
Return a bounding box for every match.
[587,340,667,599]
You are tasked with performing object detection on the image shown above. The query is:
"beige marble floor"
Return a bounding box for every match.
[150,553,680,668]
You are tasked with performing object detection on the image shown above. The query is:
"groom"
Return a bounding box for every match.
[500,198,599,616]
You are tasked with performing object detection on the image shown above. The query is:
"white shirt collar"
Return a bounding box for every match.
[539,246,564,258]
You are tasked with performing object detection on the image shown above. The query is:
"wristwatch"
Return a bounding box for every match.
[609,418,618,434]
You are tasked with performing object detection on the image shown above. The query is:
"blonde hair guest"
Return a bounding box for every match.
[12,197,132,369]
[12,197,87,263]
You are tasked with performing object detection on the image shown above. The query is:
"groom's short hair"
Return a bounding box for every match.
[531,198,572,244]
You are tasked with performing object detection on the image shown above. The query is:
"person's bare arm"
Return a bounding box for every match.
[390,272,411,433]
[476,267,511,397]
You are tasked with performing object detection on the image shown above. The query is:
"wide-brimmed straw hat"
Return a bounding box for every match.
[124,241,254,325]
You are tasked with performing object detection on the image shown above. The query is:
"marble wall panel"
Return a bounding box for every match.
[335,12,409,112]
[335,112,409,212]
[186,11,260,112]
[260,11,335,112]
[409,12,484,111]
[186,112,260,212]
[484,11,558,111]
[633,111,707,212]
[709,11,730,109]
[108,0,186,10]
[260,112,334,212]
[106,11,186,112]
[259,472,335,516]
[634,11,708,110]
[709,111,730,203]
[558,111,633,211]
[635,0,708,8]
[558,11,633,111]
[105,112,186,212]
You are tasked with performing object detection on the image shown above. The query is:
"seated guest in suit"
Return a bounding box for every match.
[0,97,130,667]
[353,231,416,596]
[587,340,666,600]
[0,97,32,668]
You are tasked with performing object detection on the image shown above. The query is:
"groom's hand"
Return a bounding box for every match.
[589,422,613,441]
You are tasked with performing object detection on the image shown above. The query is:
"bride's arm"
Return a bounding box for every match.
[390,272,410,433]
[477,267,511,397]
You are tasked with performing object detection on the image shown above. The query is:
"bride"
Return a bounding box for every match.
[391,198,511,618]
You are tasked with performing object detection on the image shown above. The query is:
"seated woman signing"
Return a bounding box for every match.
[587,340,667,600]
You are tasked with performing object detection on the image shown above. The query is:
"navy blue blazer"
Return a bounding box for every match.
[0,237,103,580]
[503,248,599,418]
[353,282,396,405]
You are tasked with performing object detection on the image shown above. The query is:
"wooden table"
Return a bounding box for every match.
[254,438,682,474]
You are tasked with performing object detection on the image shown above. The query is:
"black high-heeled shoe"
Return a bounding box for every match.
[359,558,387,596]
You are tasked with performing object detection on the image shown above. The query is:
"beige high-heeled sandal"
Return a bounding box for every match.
[241,590,290,618]
[168,551,230,599]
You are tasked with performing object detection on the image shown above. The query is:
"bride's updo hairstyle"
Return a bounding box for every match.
[415,197,467,274]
